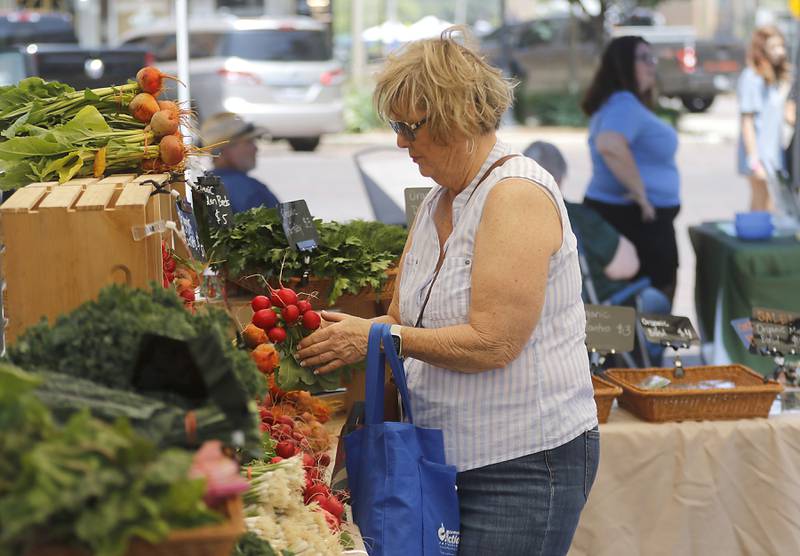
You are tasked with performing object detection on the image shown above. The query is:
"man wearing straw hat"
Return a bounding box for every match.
[200,112,279,213]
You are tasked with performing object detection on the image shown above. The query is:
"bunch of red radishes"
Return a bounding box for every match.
[129,67,189,171]
[259,405,345,529]
[250,286,321,345]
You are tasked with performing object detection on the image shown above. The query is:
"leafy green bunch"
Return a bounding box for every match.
[211,207,408,304]
[8,284,265,402]
[0,364,221,556]
[0,104,158,189]
[0,77,142,135]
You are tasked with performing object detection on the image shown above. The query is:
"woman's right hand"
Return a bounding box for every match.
[638,197,656,222]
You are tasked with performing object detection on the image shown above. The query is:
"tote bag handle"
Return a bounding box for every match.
[364,323,414,425]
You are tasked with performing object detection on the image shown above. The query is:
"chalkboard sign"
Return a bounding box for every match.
[584,304,636,354]
[175,199,206,260]
[639,314,699,347]
[748,307,800,356]
[404,187,432,227]
[749,319,800,356]
[278,200,319,252]
[195,173,234,230]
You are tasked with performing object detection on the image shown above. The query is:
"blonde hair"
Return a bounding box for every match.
[373,26,514,145]
[748,25,789,85]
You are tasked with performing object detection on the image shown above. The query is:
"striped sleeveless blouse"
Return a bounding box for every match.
[398,140,598,472]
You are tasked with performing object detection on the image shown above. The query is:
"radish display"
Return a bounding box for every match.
[253,390,343,537]
[251,295,272,312]
[246,284,327,389]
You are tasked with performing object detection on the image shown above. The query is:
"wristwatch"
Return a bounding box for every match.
[389,324,403,358]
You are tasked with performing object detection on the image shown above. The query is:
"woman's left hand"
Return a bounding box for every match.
[296,311,372,374]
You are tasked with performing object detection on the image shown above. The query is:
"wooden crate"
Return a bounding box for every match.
[0,174,175,343]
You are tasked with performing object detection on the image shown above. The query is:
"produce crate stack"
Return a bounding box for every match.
[0,173,177,343]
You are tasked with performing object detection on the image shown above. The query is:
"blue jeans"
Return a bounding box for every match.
[456,428,600,556]
[638,287,672,366]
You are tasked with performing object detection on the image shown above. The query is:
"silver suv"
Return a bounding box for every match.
[120,16,344,151]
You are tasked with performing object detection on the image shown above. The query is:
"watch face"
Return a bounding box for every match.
[392,336,402,354]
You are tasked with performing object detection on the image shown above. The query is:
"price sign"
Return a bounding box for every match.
[750,320,800,356]
[404,187,432,227]
[278,200,319,252]
[639,314,699,347]
[175,199,206,261]
[749,307,800,355]
[195,173,234,230]
[584,304,636,354]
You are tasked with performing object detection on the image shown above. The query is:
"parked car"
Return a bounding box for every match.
[613,25,744,112]
[0,10,77,47]
[0,43,150,90]
[0,10,150,92]
[119,16,345,151]
[481,15,745,113]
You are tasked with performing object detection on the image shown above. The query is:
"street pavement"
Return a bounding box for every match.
[246,94,748,337]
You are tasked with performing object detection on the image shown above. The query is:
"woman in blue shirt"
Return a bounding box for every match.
[581,36,681,301]
[737,26,792,211]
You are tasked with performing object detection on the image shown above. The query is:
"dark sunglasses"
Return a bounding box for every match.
[389,117,428,141]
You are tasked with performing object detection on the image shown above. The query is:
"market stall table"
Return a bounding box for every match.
[688,223,800,374]
[569,404,800,555]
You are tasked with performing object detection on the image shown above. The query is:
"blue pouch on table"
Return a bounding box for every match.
[344,324,460,556]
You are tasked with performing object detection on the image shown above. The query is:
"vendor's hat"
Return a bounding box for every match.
[199,112,268,148]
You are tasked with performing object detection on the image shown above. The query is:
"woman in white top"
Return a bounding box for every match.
[297,28,598,555]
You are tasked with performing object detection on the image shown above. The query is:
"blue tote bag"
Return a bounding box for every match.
[345,324,460,556]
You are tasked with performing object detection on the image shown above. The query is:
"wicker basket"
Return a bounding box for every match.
[604,365,783,422]
[28,497,244,556]
[592,375,622,424]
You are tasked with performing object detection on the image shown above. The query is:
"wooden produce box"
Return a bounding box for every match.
[0,174,177,343]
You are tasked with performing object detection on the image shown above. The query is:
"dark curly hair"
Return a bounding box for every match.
[581,36,654,116]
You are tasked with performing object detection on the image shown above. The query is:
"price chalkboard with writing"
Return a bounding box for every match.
[749,319,800,356]
[278,200,319,252]
[196,173,234,230]
[749,307,800,356]
[175,199,206,261]
[404,187,432,227]
[639,314,699,347]
[584,304,636,354]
